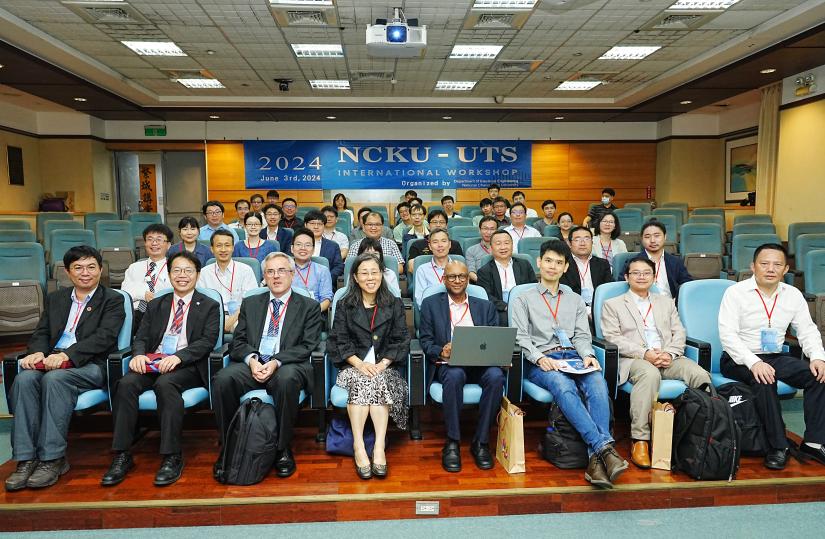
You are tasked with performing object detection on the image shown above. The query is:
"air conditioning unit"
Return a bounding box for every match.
[366,9,427,58]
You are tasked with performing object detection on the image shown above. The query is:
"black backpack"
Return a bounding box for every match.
[538,403,589,469]
[715,382,768,456]
[214,397,278,485]
[672,383,741,481]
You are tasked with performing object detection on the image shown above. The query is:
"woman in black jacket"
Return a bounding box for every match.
[327,254,410,480]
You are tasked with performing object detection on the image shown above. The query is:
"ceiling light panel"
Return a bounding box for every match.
[450,45,504,59]
[555,80,602,91]
[472,0,538,9]
[269,0,334,5]
[599,46,661,60]
[121,41,186,56]
[436,80,477,91]
[291,44,344,57]
[176,78,224,88]
[667,0,740,10]
[309,79,350,89]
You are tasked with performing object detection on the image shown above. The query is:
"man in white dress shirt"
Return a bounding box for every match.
[121,224,174,317]
[503,202,541,253]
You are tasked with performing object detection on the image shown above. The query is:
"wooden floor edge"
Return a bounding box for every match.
[3,475,825,512]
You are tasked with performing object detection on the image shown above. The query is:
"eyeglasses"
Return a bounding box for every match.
[480,227,497,232]
[510,210,526,216]
[356,271,382,278]
[293,242,313,250]
[69,263,99,274]
[265,268,293,277]
[170,268,196,276]
[245,222,262,228]
[205,210,223,216]
[145,236,168,244]
[265,212,280,217]
[282,203,296,209]
[364,222,382,228]
[445,274,468,282]
[571,237,592,243]
[304,221,324,227]
[628,271,654,278]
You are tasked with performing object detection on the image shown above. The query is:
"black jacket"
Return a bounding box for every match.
[327,296,410,369]
[476,256,536,325]
[561,256,614,296]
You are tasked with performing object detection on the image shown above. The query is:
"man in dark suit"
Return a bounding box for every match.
[301,210,345,283]
[102,250,220,487]
[476,230,535,325]
[638,220,692,299]
[5,246,125,492]
[561,226,614,311]
[212,252,323,478]
[419,261,505,473]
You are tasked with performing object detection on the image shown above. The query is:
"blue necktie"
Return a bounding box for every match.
[261,298,282,363]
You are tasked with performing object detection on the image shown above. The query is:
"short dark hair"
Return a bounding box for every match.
[513,190,525,199]
[263,203,282,216]
[358,237,384,257]
[488,183,500,191]
[234,199,250,210]
[266,190,279,199]
[626,257,655,275]
[540,239,571,260]
[479,198,493,208]
[641,219,667,236]
[753,243,788,263]
[510,202,527,214]
[167,249,201,273]
[178,216,199,230]
[142,223,173,241]
[291,227,315,245]
[357,207,372,219]
[428,209,448,224]
[396,201,411,213]
[440,195,454,204]
[210,229,235,246]
[404,190,418,197]
[492,196,508,206]
[557,212,574,224]
[243,211,263,225]
[365,211,384,225]
[478,216,497,229]
[542,199,556,210]
[321,205,337,217]
[602,188,616,197]
[428,227,450,242]
[202,200,224,214]
[410,204,425,214]
[250,193,264,203]
[567,225,592,242]
[64,245,102,269]
[595,210,621,240]
[302,210,326,225]
[282,197,297,206]
[410,197,423,206]
[491,229,512,243]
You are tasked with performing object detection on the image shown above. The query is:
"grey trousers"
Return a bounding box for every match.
[10,362,105,461]
[627,356,711,440]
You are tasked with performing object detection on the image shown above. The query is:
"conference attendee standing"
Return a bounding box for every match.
[591,211,627,271]
[321,206,350,258]
[121,224,173,315]
[719,243,825,470]
[327,254,410,479]
[476,230,535,326]
[561,226,613,311]
[199,230,259,332]
[503,202,541,252]
[466,216,497,282]
[533,199,558,236]
[600,257,710,469]
[6,246,125,491]
[638,220,692,299]
[419,260,505,472]
[280,198,302,230]
[491,197,511,227]
[198,201,239,242]
[211,252,322,479]
[103,251,220,487]
[290,228,334,312]
[583,187,618,228]
[228,199,250,229]
[301,210,345,284]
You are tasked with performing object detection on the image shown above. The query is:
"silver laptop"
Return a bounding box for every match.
[448,326,517,367]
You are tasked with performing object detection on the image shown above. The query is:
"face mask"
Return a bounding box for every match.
[601,196,611,205]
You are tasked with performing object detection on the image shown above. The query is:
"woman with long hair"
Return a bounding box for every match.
[591,210,627,270]
[333,193,355,228]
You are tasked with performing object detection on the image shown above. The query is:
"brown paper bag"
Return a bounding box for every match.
[651,401,675,471]
[496,396,526,474]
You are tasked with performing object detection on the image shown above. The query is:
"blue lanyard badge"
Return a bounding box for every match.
[226,299,240,315]
[760,328,781,353]
[161,334,180,355]
[553,326,574,348]
[55,331,77,350]
[580,287,594,305]
[260,335,277,357]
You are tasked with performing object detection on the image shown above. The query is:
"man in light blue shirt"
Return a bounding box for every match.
[198,200,239,242]
[290,228,333,312]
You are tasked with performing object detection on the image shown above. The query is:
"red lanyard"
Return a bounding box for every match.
[575,257,590,285]
[497,261,511,289]
[755,290,779,328]
[600,240,612,258]
[369,305,378,331]
[540,289,563,324]
[147,259,167,289]
[248,238,262,259]
[295,262,313,288]
[214,262,236,294]
[431,260,445,284]
[268,296,292,328]
[450,301,470,328]
[653,255,663,281]
[513,227,527,240]
[68,295,89,333]
[480,243,490,253]
[641,302,653,328]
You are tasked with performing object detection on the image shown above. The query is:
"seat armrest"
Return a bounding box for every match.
[3,351,27,410]
[684,337,711,371]
[408,339,425,407]
[592,337,619,399]
[507,346,523,403]
[209,343,230,379]
[106,347,132,405]
[310,344,326,409]
[804,292,816,302]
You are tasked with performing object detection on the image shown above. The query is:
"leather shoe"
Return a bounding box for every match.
[764,448,789,470]
[585,454,612,489]
[442,440,461,473]
[275,447,296,478]
[26,458,69,489]
[631,441,651,469]
[154,454,183,486]
[5,460,38,492]
[213,458,224,483]
[101,452,134,487]
[354,459,372,480]
[371,462,388,479]
[470,442,494,470]
[599,445,629,483]
[800,443,825,466]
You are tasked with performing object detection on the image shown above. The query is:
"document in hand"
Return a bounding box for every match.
[555,358,599,375]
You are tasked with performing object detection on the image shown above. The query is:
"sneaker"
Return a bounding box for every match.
[26,458,70,489]
[4,460,39,491]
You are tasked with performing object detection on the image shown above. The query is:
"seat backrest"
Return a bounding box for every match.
[687,215,726,241]
[295,207,318,220]
[542,224,562,239]
[652,208,684,230]
[691,208,726,220]
[36,212,73,241]
[95,220,136,249]
[614,208,644,234]
[624,202,652,216]
[235,228,246,241]
[731,233,781,272]
[788,222,825,256]
[127,213,162,238]
[154,287,223,350]
[659,202,688,222]
[335,219,352,236]
[449,226,479,242]
[678,279,736,374]
[649,214,678,239]
[0,242,47,289]
[342,254,398,284]
[516,236,546,256]
[42,221,83,253]
[611,251,640,281]
[732,222,776,238]
[84,212,118,231]
[680,223,723,255]
[0,230,36,243]
[460,237,481,253]
[447,218,469,229]
[592,281,631,339]
[311,255,329,269]
[804,249,825,294]
[234,256,263,284]
[0,219,32,230]
[733,214,772,226]
[111,289,134,352]
[49,229,97,266]
[796,234,825,272]
[459,205,478,218]
[371,206,389,223]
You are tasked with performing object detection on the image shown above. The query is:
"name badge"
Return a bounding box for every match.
[226,300,240,315]
[260,335,277,357]
[580,288,594,305]
[55,331,76,350]
[161,334,179,355]
[503,290,510,303]
[363,346,377,365]
[760,328,782,353]
[553,327,574,348]
[644,328,660,349]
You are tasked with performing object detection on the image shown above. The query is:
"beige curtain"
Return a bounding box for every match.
[755,82,782,215]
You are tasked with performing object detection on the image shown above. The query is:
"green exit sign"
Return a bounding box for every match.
[144,125,167,137]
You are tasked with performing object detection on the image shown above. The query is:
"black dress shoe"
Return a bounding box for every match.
[470,442,494,470]
[101,452,134,487]
[154,454,184,486]
[275,447,296,478]
[764,447,789,470]
[442,440,461,473]
[800,443,825,466]
[213,457,224,483]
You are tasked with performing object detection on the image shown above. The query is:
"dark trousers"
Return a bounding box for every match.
[111,366,202,455]
[436,365,506,445]
[212,361,309,451]
[721,352,825,448]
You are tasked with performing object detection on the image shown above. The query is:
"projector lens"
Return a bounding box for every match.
[386,25,407,43]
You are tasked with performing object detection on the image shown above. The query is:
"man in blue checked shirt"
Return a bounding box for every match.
[290,228,333,312]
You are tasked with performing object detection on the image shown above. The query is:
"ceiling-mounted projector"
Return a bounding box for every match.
[366,7,427,58]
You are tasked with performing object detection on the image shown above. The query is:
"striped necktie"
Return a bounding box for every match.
[137,261,157,313]
[261,298,282,363]
[169,299,185,335]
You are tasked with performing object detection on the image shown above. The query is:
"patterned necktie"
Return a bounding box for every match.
[261,298,282,363]
[137,261,157,313]
[169,299,185,335]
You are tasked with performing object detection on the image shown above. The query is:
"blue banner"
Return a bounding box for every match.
[242,140,531,190]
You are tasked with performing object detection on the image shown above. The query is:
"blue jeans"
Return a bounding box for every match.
[526,362,613,456]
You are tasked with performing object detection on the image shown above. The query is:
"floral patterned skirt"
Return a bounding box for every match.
[336,367,409,430]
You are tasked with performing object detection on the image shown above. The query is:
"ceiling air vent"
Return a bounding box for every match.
[62,1,150,24]
[269,1,338,27]
[354,71,394,82]
[492,60,542,73]
[641,11,723,31]
[474,13,515,28]
[464,2,537,30]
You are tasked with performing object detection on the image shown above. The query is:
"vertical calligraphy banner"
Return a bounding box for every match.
[138,164,157,212]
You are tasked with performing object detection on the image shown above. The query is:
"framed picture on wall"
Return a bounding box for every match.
[725,134,757,203]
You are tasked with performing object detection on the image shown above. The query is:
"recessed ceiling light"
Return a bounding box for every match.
[121,41,186,56]
[555,80,602,91]
[292,44,344,58]
[310,79,350,89]
[436,80,477,91]
[680,100,693,105]
[472,0,538,9]
[760,68,777,74]
[555,116,564,120]
[176,78,225,89]
[206,50,216,55]
[209,115,220,119]
[269,0,333,5]
[73,97,87,102]
[667,0,740,10]
[0,64,4,69]
[599,46,661,60]
[442,115,453,120]
[326,115,337,120]
[450,45,503,60]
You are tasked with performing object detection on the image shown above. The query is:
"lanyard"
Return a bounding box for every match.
[214,261,236,294]
[480,243,490,254]
[497,261,511,289]
[575,257,590,285]
[295,262,313,288]
[640,302,653,328]
[653,255,663,281]
[600,240,613,258]
[247,237,262,259]
[68,295,90,333]
[168,297,192,334]
[449,301,470,329]
[513,226,527,240]
[540,289,563,324]
[755,289,779,328]
[147,259,167,289]
[268,295,292,328]
[431,260,445,284]
[370,305,378,331]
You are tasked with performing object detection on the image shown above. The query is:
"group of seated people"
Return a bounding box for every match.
[5,188,825,494]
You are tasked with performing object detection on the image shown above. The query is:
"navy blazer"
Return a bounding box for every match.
[318,237,344,282]
[419,292,499,385]
[260,227,293,256]
[640,251,693,298]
